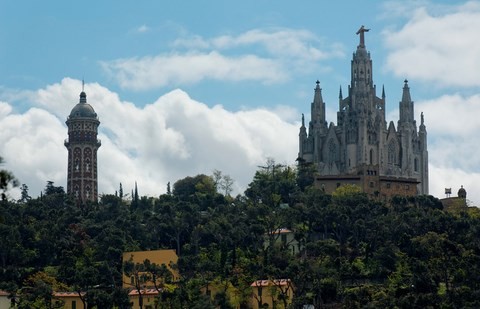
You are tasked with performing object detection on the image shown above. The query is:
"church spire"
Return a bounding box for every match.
[399,79,414,124]
[401,79,412,103]
[339,85,343,100]
[314,80,323,104]
[311,80,326,129]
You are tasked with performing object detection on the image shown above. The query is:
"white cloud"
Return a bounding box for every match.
[137,25,150,33]
[1,79,298,199]
[102,28,344,91]
[383,1,480,87]
[413,92,480,205]
[101,51,287,90]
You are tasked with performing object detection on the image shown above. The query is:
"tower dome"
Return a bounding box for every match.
[68,91,98,119]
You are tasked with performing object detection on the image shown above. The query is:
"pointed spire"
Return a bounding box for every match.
[301,113,305,127]
[382,85,385,99]
[314,80,323,103]
[79,79,87,104]
[402,79,411,103]
[339,86,343,100]
[399,79,415,125]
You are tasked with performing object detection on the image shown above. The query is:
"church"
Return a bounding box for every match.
[298,26,428,198]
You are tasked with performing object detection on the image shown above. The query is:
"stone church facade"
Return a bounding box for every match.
[298,26,428,196]
[65,87,101,203]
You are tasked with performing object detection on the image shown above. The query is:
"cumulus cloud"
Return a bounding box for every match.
[383,1,480,87]
[0,78,298,199]
[101,28,344,91]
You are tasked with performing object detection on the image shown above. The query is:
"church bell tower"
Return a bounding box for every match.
[65,84,101,203]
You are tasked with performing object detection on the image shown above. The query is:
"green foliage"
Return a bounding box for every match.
[0,156,18,200]
[2,164,480,308]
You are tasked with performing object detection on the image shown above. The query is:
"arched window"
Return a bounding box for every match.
[388,141,396,165]
[369,149,374,165]
[414,157,418,172]
[328,139,337,163]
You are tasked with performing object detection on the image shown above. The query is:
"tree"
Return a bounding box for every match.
[0,156,18,200]
[44,181,65,196]
[18,184,31,203]
[119,183,123,199]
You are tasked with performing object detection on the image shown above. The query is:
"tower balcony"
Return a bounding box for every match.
[64,138,101,147]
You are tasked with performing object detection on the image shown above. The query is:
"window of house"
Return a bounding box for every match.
[369,181,374,188]
[281,234,287,245]
[386,183,391,189]
[72,301,76,309]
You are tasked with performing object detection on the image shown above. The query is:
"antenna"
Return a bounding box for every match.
[82,78,85,92]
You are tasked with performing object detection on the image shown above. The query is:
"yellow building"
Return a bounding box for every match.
[128,289,159,309]
[52,292,85,309]
[122,249,179,289]
[250,279,293,309]
[0,290,13,309]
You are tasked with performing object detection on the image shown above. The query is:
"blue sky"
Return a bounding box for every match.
[1,0,480,204]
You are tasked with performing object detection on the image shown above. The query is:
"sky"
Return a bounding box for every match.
[1,0,480,204]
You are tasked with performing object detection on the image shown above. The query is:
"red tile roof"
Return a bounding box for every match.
[251,279,291,287]
[128,289,159,296]
[53,291,85,297]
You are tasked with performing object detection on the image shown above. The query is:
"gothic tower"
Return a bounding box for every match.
[298,26,429,196]
[65,85,101,203]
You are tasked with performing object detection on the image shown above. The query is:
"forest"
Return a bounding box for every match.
[1,157,480,308]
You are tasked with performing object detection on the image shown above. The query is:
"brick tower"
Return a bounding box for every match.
[65,85,101,203]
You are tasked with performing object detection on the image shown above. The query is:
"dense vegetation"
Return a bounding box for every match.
[1,158,480,308]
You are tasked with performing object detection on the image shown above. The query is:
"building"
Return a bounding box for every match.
[298,26,428,198]
[250,279,293,309]
[264,228,301,255]
[0,290,13,309]
[441,186,468,211]
[128,289,159,309]
[122,249,179,289]
[52,292,85,309]
[65,84,101,203]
